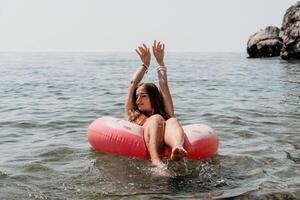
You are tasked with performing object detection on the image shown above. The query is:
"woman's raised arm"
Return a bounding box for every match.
[124,44,151,120]
[152,40,175,117]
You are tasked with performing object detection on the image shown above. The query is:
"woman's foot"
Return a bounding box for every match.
[171,146,187,161]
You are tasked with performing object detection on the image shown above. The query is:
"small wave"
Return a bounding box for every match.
[21,162,54,174]
[70,159,103,182]
[0,170,8,178]
[56,96,70,100]
[39,146,75,157]
[234,130,256,138]
[15,121,38,129]
[38,146,77,162]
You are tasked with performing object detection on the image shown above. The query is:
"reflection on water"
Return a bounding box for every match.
[0,53,299,199]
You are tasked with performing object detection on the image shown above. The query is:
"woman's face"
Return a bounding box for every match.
[136,86,152,114]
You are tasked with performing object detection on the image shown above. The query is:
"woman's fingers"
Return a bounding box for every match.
[142,43,148,50]
[135,49,141,56]
[153,40,164,52]
[158,42,164,51]
[136,43,151,66]
[138,46,144,53]
[138,46,146,54]
[142,44,151,55]
[137,41,164,61]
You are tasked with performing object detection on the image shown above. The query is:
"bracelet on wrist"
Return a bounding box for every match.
[141,63,149,73]
[157,65,167,72]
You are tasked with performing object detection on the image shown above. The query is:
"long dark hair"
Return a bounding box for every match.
[133,82,170,120]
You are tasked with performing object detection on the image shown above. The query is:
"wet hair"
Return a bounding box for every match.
[132,82,170,120]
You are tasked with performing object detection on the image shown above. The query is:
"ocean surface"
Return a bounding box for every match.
[0,52,299,199]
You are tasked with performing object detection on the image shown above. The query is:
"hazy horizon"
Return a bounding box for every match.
[1,0,298,52]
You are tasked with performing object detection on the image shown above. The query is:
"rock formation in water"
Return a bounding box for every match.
[247,1,300,60]
[280,1,300,59]
[247,26,283,58]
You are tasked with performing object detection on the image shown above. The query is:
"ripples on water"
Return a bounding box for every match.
[0,52,299,199]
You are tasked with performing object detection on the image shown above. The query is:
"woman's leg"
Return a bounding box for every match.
[164,117,187,161]
[143,114,165,165]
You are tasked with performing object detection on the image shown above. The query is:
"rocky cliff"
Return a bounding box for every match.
[247,1,300,60]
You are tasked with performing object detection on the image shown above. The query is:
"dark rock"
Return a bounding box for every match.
[247,26,283,58]
[280,1,300,59]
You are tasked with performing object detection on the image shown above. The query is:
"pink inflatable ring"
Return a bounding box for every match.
[88,116,219,160]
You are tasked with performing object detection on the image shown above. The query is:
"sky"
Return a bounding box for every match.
[0,0,298,52]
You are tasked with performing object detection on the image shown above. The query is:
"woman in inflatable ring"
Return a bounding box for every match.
[124,40,187,169]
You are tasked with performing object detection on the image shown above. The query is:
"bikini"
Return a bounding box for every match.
[133,114,147,126]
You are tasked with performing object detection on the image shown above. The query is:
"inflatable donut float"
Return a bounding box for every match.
[88,116,219,160]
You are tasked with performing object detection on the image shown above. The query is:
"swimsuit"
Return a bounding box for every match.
[133,114,147,126]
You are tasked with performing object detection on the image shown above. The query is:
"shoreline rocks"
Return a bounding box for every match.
[247,1,300,60]
[247,26,283,58]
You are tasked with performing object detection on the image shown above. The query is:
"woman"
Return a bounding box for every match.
[124,40,187,168]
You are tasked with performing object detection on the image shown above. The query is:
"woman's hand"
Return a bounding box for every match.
[135,43,151,67]
[152,40,165,66]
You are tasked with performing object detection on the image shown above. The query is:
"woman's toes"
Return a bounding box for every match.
[171,146,187,161]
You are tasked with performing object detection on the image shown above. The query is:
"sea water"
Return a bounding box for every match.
[0,52,299,199]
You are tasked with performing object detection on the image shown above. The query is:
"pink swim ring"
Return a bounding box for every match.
[88,116,219,160]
